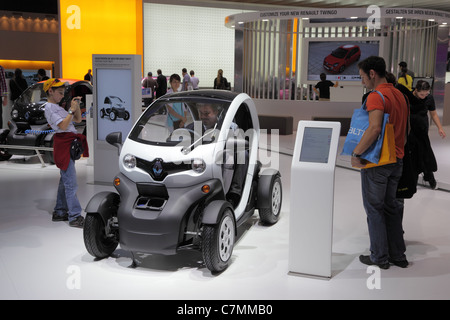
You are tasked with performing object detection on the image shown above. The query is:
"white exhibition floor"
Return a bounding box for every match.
[1,125,449,300]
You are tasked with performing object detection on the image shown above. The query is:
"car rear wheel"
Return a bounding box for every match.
[124,111,130,120]
[259,175,282,225]
[83,213,119,259]
[202,209,235,273]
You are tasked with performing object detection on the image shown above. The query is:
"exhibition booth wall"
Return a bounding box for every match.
[226,8,450,124]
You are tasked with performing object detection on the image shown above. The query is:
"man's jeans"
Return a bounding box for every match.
[54,159,82,222]
[361,160,406,264]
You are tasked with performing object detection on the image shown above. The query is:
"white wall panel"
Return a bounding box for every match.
[143,3,249,89]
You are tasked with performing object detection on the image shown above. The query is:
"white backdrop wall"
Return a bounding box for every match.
[143,3,249,89]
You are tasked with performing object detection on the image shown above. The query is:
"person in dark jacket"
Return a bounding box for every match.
[9,68,28,102]
[155,69,167,99]
[213,69,229,90]
[396,80,445,189]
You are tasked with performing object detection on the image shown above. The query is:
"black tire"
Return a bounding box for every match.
[202,209,235,273]
[124,111,130,120]
[83,213,118,259]
[100,109,105,118]
[0,149,12,161]
[0,131,12,161]
[259,175,282,225]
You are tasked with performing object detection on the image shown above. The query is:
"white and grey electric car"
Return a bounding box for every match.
[83,90,282,273]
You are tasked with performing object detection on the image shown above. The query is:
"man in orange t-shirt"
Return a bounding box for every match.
[352,56,409,270]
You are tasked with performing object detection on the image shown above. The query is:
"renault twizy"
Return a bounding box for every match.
[83,90,282,273]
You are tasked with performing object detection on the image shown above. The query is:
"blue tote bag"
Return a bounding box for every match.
[341,91,389,164]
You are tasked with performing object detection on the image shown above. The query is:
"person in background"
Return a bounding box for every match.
[313,73,339,101]
[44,78,87,228]
[84,69,93,83]
[352,56,409,270]
[0,65,8,129]
[214,69,229,90]
[155,69,167,99]
[37,68,49,81]
[166,74,187,130]
[398,61,414,79]
[142,71,157,104]
[397,68,413,91]
[398,80,446,189]
[9,68,28,103]
[190,70,199,90]
[182,68,191,91]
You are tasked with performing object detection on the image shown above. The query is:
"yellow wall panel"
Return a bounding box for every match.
[59,0,143,79]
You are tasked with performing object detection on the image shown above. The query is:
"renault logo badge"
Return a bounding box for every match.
[152,159,163,177]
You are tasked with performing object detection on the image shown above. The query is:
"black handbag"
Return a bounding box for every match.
[70,138,84,160]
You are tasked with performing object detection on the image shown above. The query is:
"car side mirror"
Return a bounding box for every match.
[106,131,122,155]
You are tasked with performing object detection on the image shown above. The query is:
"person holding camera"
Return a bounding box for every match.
[44,78,88,228]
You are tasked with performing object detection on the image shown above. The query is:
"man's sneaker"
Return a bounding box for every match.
[359,255,390,269]
[52,212,68,222]
[69,216,85,228]
[388,258,409,268]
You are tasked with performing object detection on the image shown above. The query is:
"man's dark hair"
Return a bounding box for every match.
[415,80,431,92]
[320,73,326,81]
[169,73,181,83]
[182,68,187,73]
[147,72,152,76]
[157,69,162,75]
[358,56,386,78]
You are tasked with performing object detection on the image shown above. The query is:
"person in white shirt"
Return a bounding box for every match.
[190,70,199,90]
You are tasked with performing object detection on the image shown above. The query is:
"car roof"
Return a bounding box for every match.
[340,44,359,49]
[37,79,90,85]
[161,89,239,102]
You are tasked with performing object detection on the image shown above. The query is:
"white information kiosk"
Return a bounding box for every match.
[288,121,341,279]
[91,54,142,184]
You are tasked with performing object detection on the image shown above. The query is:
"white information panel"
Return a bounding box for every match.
[92,54,142,184]
[288,121,341,279]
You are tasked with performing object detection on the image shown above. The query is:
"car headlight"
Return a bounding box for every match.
[333,63,339,67]
[11,109,18,119]
[192,158,206,173]
[123,154,136,169]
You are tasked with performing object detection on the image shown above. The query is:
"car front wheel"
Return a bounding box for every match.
[202,209,235,273]
[83,213,118,259]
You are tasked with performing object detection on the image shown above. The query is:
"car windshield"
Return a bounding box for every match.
[128,98,231,146]
[17,84,47,105]
[106,96,124,106]
[331,48,348,59]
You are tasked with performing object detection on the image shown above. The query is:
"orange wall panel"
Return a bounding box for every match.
[59,0,143,79]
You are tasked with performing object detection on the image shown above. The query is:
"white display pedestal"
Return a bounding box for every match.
[92,54,142,184]
[288,121,341,279]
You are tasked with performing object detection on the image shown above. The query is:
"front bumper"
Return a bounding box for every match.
[114,173,222,255]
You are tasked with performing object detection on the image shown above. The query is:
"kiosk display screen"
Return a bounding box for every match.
[299,127,333,163]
